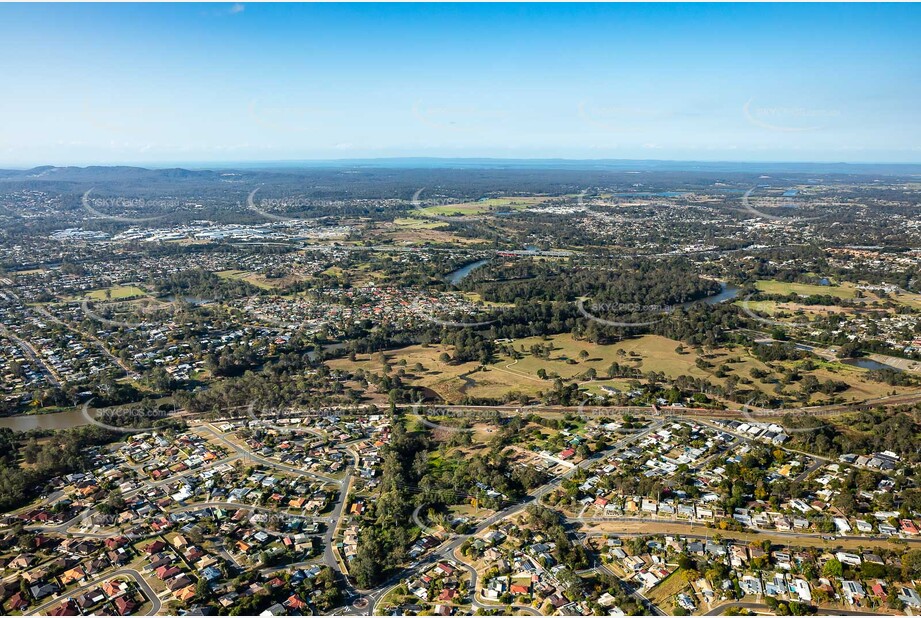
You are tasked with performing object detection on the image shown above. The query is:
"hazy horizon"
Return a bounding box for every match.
[4,157,921,175]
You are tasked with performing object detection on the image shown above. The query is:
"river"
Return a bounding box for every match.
[443,247,551,285]
[682,282,740,308]
[0,407,96,432]
[702,282,740,304]
[445,258,490,285]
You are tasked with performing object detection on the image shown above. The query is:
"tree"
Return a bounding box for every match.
[352,538,385,588]
[836,341,863,358]
[822,558,843,578]
[196,577,211,600]
[902,549,921,580]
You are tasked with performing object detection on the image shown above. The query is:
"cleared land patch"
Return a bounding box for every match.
[420,196,551,217]
[328,332,914,406]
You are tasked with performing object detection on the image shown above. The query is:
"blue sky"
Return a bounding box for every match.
[0,3,918,166]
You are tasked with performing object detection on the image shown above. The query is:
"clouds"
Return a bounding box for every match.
[200,3,243,17]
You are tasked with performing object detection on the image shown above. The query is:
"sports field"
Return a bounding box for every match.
[85,285,147,300]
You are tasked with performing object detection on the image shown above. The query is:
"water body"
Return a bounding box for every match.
[699,283,740,305]
[0,407,94,432]
[678,282,740,309]
[305,341,350,362]
[445,259,490,285]
[841,358,901,372]
[766,343,904,373]
[445,248,548,284]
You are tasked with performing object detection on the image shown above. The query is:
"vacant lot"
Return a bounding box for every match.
[647,568,690,609]
[392,217,448,229]
[373,218,483,246]
[215,269,304,290]
[583,521,912,552]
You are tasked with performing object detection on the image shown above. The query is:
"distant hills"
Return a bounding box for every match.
[0,166,225,182]
[1,158,919,180]
[239,158,921,176]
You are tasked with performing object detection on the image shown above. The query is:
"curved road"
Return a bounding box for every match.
[31,568,160,616]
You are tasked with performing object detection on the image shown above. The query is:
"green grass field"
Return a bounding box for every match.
[330,334,726,402]
[891,290,921,310]
[754,279,857,299]
[739,299,783,314]
[420,196,550,217]
[734,299,857,320]
[746,281,921,315]
[85,285,146,300]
